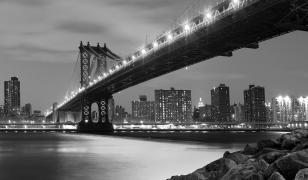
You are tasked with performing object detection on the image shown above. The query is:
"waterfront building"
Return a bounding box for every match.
[155,87,192,123]
[244,85,266,122]
[211,84,231,122]
[193,106,200,121]
[231,103,245,122]
[4,77,20,116]
[22,103,32,117]
[114,105,127,123]
[199,104,213,122]
[274,95,308,123]
[132,95,155,123]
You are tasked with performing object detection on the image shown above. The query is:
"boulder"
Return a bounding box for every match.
[256,159,269,172]
[292,130,308,139]
[274,149,308,179]
[243,144,259,155]
[221,162,264,180]
[257,139,280,150]
[258,151,287,164]
[268,172,286,180]
[292,139,308,152]
[223,151,250,164]
[167,158,236,180]
[279,133,300,150]
[295,168,308,180]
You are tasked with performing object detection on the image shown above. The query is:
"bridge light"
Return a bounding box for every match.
[184,24,191,31]
[116,65,119,69]
[103,73,107,77]
[141,49,146,55]
[232,0,240,5]
[123,60,127,65]
[206,11,213,20]
[132,55,136,60]
[167,34,173,41]
[153,42,158,48]
[109,69,113,73]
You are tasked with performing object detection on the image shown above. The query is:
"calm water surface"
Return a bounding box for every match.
[0,132,283,180]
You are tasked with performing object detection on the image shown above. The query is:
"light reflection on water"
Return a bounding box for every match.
[0,132,282,180]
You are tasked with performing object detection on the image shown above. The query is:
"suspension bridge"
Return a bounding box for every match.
[45,0,308,133]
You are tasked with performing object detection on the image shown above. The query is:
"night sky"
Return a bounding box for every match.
[0,0,308,112]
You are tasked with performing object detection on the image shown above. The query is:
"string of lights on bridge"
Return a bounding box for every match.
[44,0,274,117]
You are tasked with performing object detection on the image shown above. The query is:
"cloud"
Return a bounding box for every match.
[56,21,109,34]
[0,0,49,6]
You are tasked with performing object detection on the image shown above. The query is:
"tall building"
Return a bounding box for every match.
[4,77,20,116]
[22,103,32,117]
[211,84,231,122]
[199,104,213,122]
[231,103,245,122]
[155,88,192,123]
[114,105,127,123]
[244,85,266,122]
[132,95,155,122]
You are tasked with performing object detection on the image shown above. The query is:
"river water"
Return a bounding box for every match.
[0,132,284,180]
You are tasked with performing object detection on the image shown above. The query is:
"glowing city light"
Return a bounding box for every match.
[132,55,136,60]
[123,60,127,65]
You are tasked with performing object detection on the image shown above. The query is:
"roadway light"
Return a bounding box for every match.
[233,0,240,4]
[206,12,212,20]
[153,42,158,48]
[167,34,173,40]
[184,24,191,31]
[141,49,146,55]
[132,55,136,60]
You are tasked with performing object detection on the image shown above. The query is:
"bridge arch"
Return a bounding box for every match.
[91,102,99,123]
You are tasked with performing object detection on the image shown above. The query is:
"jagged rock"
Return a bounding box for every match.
[167,158,236,180]
[243,144,259,155]
[258,151,287,164]
[221,162,264,180]
[223,151,250,164]
[292,139,308,152]
[257,139,280,150]
[295,168,308,180]
[292,130,308,139]
[274,149,308,179]
[268,172,286,180]
[280,133,300,150]
[256,159,269,172]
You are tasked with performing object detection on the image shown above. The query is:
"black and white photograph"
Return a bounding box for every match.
[0,0,308,179]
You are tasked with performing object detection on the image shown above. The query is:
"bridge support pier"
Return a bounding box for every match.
[77,95,114,133]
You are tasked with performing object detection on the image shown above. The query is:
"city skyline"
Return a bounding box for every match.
[0,0,307,113]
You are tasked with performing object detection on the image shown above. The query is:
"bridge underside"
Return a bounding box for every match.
[53,0,308,134]
[59,0,307,113]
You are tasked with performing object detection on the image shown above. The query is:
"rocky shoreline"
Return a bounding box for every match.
[168,130,308,180]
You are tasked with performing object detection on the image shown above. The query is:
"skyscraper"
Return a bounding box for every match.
[132,95,155,122]
[155,87,192,123]
[244,85,266,122]
[4,77,20,116]
[211,84,231,122]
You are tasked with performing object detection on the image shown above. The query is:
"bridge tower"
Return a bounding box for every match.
[77,41,119,133]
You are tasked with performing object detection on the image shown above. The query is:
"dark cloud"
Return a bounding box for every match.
[0,0,49,6]
[56,21,109,34]
[2,44,74,56]
[106,0,187,10]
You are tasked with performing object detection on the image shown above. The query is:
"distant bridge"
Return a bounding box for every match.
[45,0,308,133]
